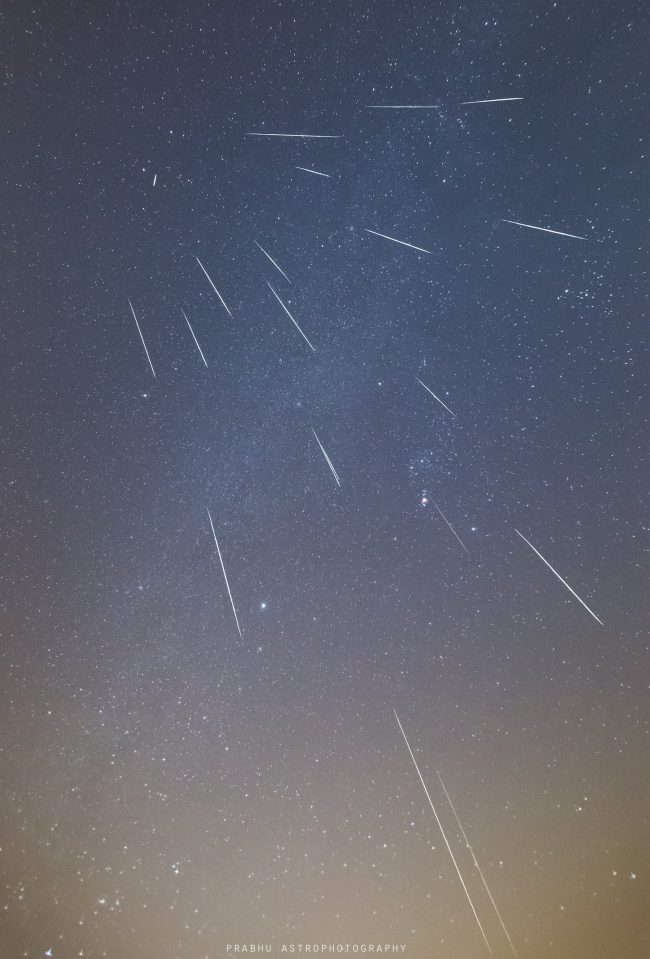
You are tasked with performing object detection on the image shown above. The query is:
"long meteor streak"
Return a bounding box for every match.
[501,219,587,240]
[415,376,457,417]
[254,241,291,282]
[364,228,433,256]
[432,501,470,555]
[393,710,493,955]
[366,104,441,109]
[128,299,156,377]
[247,132,340,138]
[514,528,603,625]
[311,429,341,487]
[462,97,524,104]
[207,509,243,640]
[180,308,208,367]
[195,257,233,316]
[296,165,331,178]
[266,282,316,352]
[437,770,518,958]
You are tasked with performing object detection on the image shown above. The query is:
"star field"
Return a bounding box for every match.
[1,1,648,958]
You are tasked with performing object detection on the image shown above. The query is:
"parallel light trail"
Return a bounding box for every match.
[393,710,493,956]
[514,529,604,625]
[311,428,341,487]
[152,173,157,186]
[366,104,441,109]
[207,509,243,640]
[195,256,233,316]
[500,219,587,240]
[462,97,524,104]
[266,282,316,352]
[437,770,518,958]
[254,241,291,282]
[415,376,457,417]
[127,299,156,377]
[364,228,433,256]
[296,165,331,178]
[432,501,470,556]
[180,308,208,368]
[247,132,340,138]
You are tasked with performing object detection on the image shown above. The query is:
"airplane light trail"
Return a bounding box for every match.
[500,219,587,240]
[207,509,243,640]
[127,299,156,377]
[393,710,493,955]
[364,229,433,256]
[195,257,233,316]
[266,282,316,352]
[311,428,341,487]
[437,770,518,958]
[180,308,208,367]
[415,376,457,417]
[514,528,604,625]
[295,165,331,177]
[254,241,291,282]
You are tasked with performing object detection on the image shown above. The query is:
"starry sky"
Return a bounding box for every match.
[2,1,649,957]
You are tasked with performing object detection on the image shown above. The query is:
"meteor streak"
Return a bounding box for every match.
[247,132,340,138]
[295,166,331,178]
[500,219,587,240]
[366,104,441,109]
[180,308,208,368]
[207,509,243,640]
[432,501,470,555]
[364,228,433,256]
[437,770,518,958]
[462,97,524,104]
[266,282,316,352]
[127,299,156,377]
[311,428,341,487]
[415,376,456,417]
[254,241,291,282]
[195,256,233,316]
[393,710,493,955]
[514,528,603,625]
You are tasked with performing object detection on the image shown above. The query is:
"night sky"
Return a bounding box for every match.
[2,1,649,957]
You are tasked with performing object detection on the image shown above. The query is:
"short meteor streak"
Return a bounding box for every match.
[415,376,456,418]
[207,509,243,640]
[364,228,433,256]
[437,770,518,958]
[195,256,233,317]
[254,241,291,282]
[501,219,587,240]
[180,308,208,368]
[432,501,470,555]
[311,428,341,487]
[462,97,524,104]
[247,132,340,138]
[514,528,603,625]
[296,165,331,178]
[128,299,156,377]
[393,710,493,955]
[267,282,316,352]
